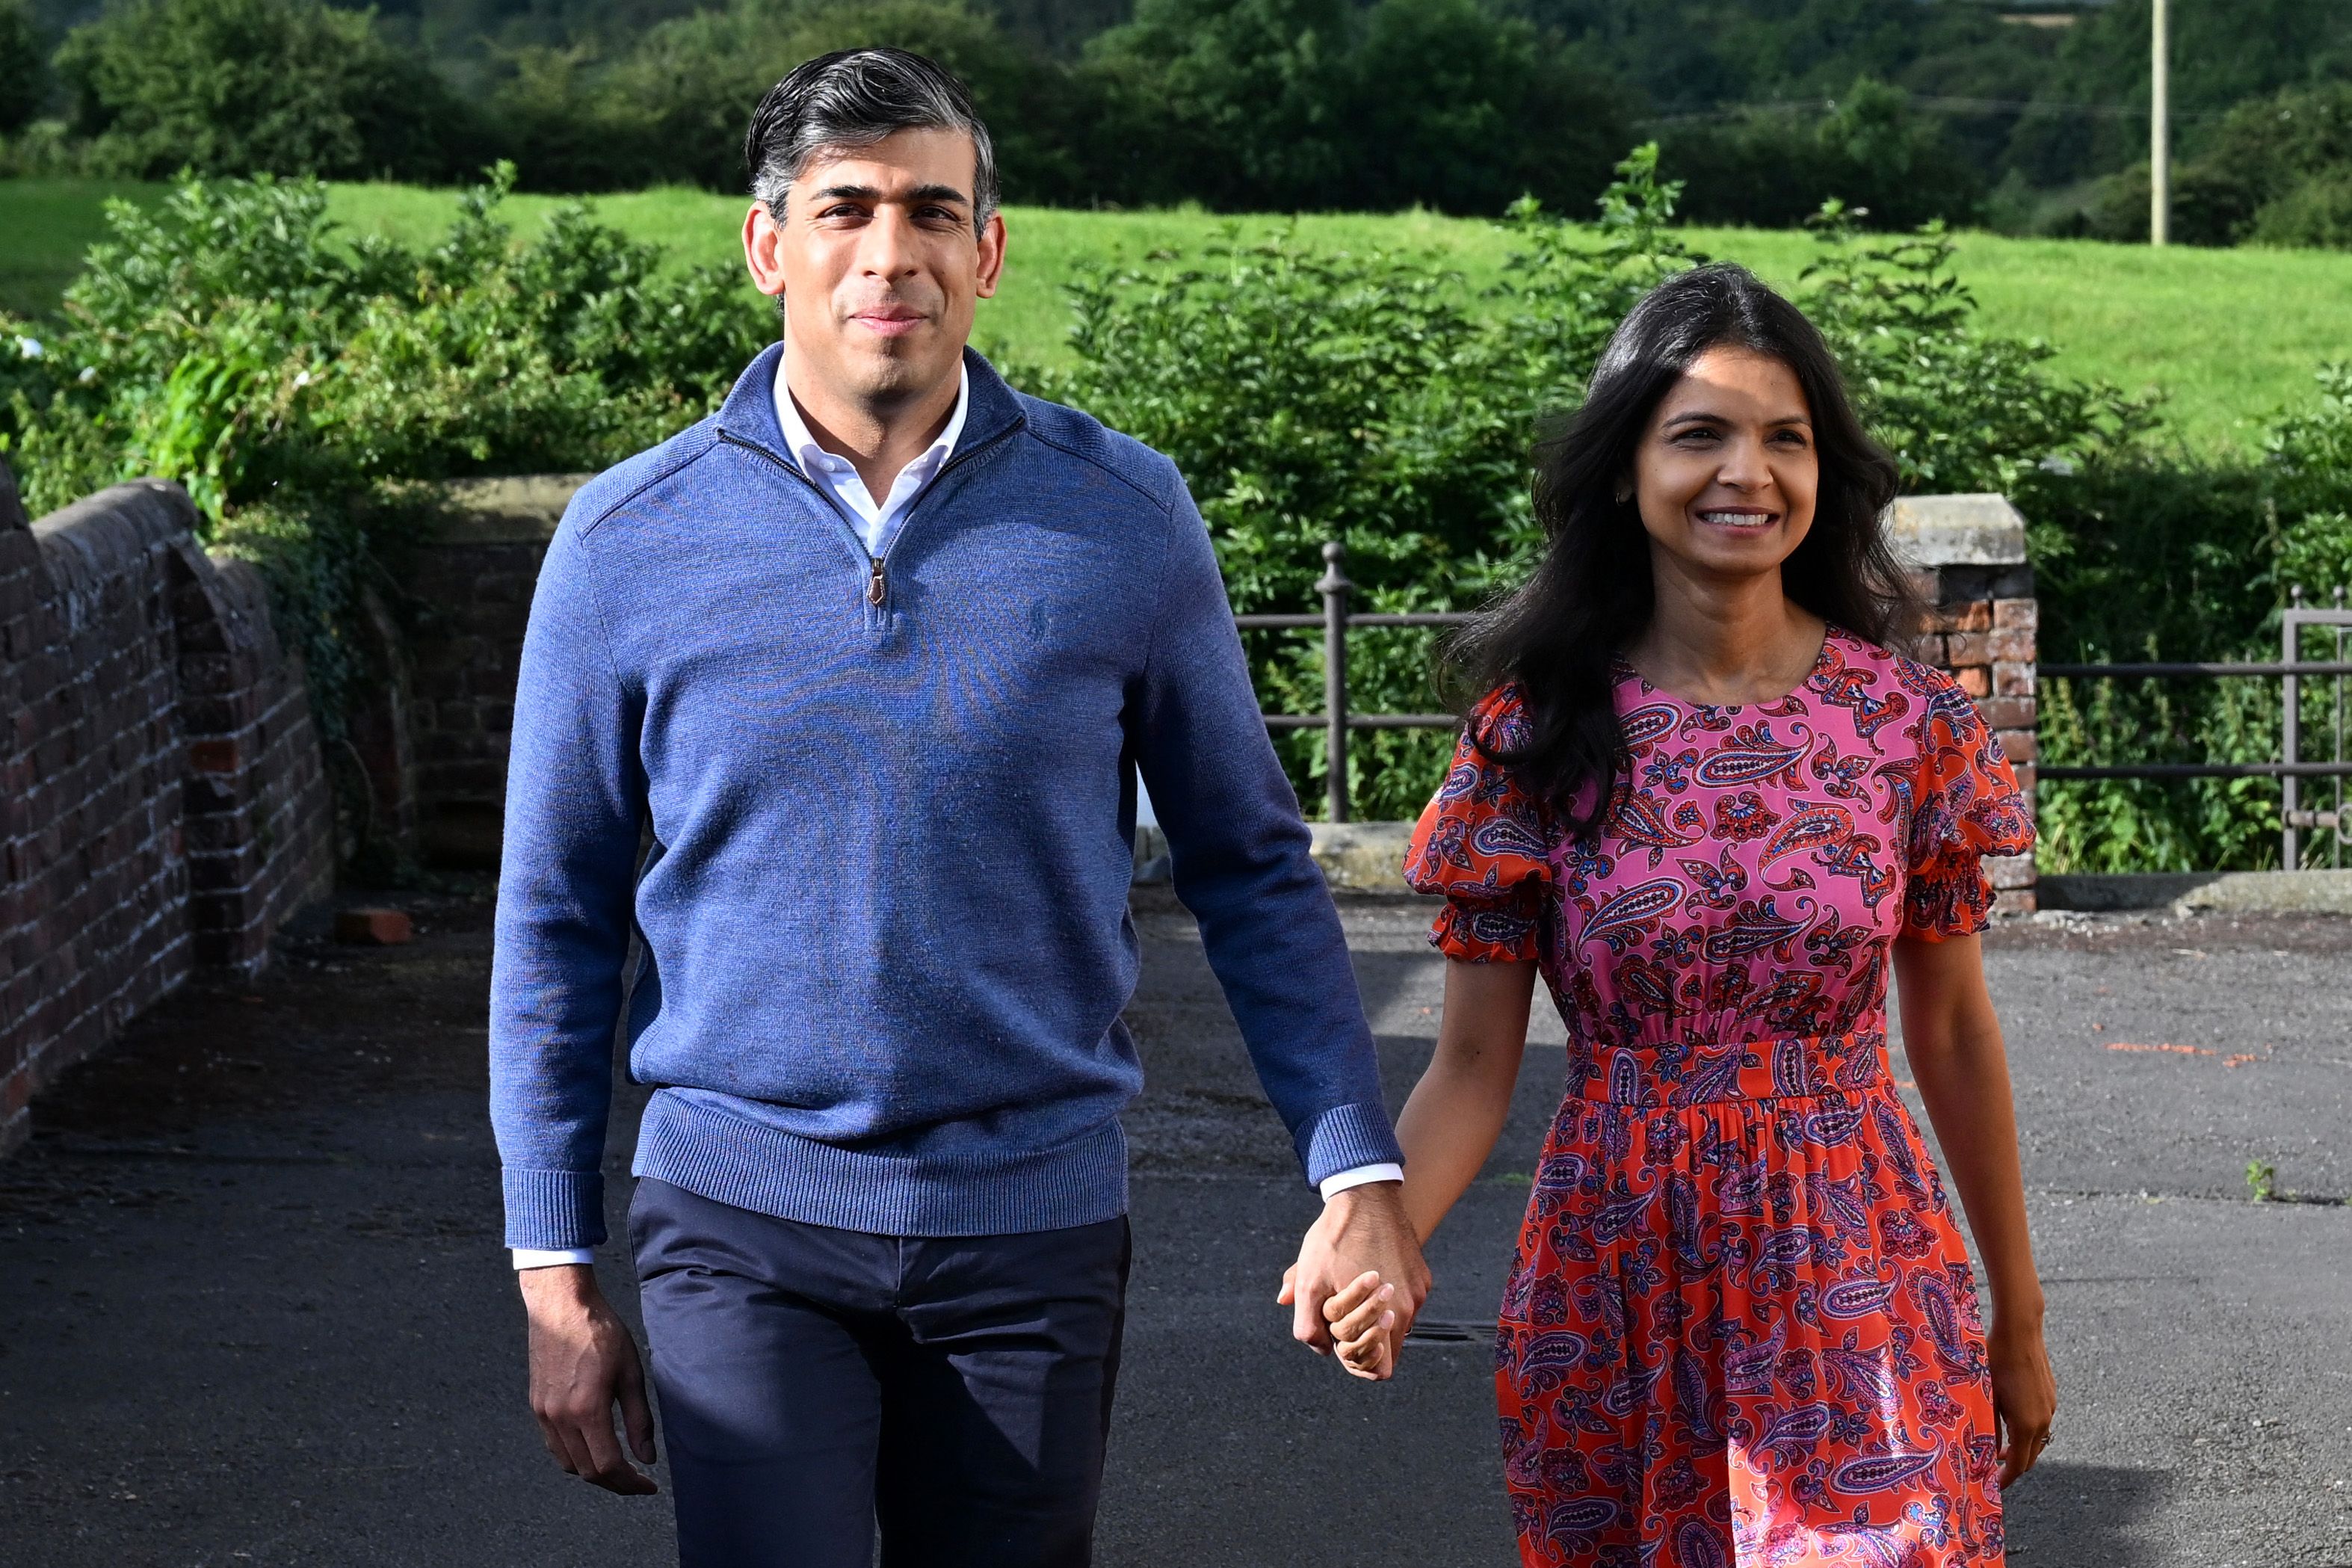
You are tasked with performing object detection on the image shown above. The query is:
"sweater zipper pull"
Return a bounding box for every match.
[866,558,886,608]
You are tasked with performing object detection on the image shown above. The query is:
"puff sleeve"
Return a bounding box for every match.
[1901,679,2036,940]
[1403,685,1555,963]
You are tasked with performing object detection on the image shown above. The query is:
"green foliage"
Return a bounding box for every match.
[1798,202,2157,494]
[1657,80,1988,232]
[2030,0,2352,188]
[1084,0,1629,216]
[1019,148,2143,818]
[2018,366,2352,873]
[470,0,1642,214]
[0,0,45,134]
[496,0,1084,198]
[2084,81,2352,249]
[54,0,471,180]
[2247,1158,2278,1203]
[1,168,768,738]
[1016,234,1539,816]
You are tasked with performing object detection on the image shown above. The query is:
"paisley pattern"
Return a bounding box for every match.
[1403,629,2032,1568]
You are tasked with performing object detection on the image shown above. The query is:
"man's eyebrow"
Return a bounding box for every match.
[807,182,970,206]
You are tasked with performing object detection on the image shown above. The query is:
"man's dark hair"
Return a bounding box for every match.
[744,49,998,232]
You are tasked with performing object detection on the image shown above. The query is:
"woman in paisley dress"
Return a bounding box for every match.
[1330,265,2055,1566]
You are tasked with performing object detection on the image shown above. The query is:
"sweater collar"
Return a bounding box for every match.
[715,341,1025,461]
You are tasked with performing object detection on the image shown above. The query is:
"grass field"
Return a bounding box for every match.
[7,177,2350,454]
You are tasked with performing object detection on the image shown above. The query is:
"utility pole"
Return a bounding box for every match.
[2150,0,2170,246]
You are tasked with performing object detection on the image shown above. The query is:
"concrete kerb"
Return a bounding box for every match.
[1132,822,1422,892]
[2035,869,2352,916]
[2170,868,2352,916]
[1308,822,1420,892]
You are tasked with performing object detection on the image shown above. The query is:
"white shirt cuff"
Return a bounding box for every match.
[511,1247,596,1270]
[1318,1162,1404,1200]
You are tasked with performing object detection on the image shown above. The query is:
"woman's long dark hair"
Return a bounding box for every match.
[1442,262,1914,836]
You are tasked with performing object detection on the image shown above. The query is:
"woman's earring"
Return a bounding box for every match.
[1614,481,1634,504]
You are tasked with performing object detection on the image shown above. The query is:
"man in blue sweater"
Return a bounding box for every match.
[490,48,1429,1564]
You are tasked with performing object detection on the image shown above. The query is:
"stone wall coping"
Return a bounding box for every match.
[31,480,199,599]
[29,481,200,620]
[419,475,596,545]
[1886,493,2028,570]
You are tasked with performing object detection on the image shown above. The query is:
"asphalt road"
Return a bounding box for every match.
[1,885,2347,1566]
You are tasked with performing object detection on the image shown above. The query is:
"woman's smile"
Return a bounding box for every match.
[1691,505,1779,531]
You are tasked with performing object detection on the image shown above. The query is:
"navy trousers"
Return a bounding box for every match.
[629,1178,1132,1567]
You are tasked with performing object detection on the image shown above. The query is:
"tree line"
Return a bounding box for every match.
[6,0,2352,240]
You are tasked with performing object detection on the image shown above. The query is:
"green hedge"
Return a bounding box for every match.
[0,166,765,739]
[5,149,2348,863]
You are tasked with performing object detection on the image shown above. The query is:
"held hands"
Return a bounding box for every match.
[1275,1182,1430,1382]
[519,1265,659,1495]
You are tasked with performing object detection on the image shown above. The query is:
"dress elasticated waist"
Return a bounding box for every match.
[1565,1028,1889,1106]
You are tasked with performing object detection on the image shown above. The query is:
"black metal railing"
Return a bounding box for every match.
[2037,587,2352,867]
[1260,552,2352,856]
[1237,543,1472,823]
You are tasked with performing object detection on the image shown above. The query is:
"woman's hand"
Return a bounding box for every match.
[1326,1270,1398,1380]
[1277,1266,1398,1380]
[1990,1312,2057,1489]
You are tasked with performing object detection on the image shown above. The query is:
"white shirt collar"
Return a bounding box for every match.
[773,354,969,519]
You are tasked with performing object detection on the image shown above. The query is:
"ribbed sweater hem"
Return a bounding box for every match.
[629,1089,1132,1237]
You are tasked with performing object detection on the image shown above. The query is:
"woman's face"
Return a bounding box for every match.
[1631,346,1820,585]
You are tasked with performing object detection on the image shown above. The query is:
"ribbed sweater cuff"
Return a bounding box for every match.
[1296,1101,1406,1188]
[503,1167,608,1250]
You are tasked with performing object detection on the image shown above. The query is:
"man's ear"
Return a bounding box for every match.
[742,201,788,299]
[975,211,1007,301]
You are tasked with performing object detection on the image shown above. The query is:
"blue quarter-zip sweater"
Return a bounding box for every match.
[490,345,1404,1249]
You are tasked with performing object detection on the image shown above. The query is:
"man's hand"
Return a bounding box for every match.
[1277,1182,1430,1380]
[519,1265,659,1495]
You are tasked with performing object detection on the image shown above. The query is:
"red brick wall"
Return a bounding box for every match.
[0,467,334,1156]
[398,476,581,866]
[1913,561,2039,915]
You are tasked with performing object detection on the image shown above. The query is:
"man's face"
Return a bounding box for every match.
[743,127,1005,412]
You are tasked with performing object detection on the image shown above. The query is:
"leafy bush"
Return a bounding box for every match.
[1021,146,2145,817]
[2247,171,2352,251]
[1017,236,1539,817]
[55,0,473,181]
[1797,203,2156,493]
[1,167,768,738]
[2016,369,2352,872]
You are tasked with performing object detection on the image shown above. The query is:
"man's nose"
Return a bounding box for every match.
[856,208,922,277]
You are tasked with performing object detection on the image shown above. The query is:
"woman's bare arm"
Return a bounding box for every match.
[1392,959,1540,1244]
[1892,930,2057,1487]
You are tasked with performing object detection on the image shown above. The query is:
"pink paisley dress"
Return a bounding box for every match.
[1404,629,2034,1568]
